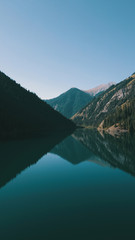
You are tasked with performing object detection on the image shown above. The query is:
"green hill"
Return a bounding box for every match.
[0,71,75,140]
[46,88,93,118]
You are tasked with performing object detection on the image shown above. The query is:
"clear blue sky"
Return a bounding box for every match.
[0,0,135,99]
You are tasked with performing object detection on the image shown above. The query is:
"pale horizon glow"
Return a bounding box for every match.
[0,0,135,99]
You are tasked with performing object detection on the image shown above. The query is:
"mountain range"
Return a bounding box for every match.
[46,83,113,118]
[72,73,135,132]
[0,71,75,140]
[1,69,135,139]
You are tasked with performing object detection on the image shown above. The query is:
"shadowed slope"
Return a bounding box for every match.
[0,71,75,140]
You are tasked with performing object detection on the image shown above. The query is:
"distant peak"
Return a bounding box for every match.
[84,82,115,96]
[69,87,79,90]
[67,87,81,93]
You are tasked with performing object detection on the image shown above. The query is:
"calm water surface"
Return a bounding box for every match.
[0,129,135,240]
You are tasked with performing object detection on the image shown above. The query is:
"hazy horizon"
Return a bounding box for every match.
[0,0,135,99]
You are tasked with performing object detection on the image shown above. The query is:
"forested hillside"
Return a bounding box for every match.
[103,98,135,131]
[0,71,75,140]
[72,73,135,132]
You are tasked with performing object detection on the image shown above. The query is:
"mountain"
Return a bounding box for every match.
[72,73,135,132]
[0,71,75,140]
[46,88,93,118]
[84,82,115,96]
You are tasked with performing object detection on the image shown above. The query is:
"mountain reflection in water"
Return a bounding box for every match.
[0,129,135,240]
[73,128,135,176]
[0,131,72,189]
[0,128,135,190]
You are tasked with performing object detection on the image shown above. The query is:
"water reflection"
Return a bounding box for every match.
[0,129,135,240]
[0,128,135,189]
[73,128,135,176]
[0,131,72,189]
[51,133,111,167]
[51,134,94,164]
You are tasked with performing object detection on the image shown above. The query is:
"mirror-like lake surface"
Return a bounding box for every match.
[0,129,135,240]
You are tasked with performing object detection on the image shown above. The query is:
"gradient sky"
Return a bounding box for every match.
[0,0,135,99]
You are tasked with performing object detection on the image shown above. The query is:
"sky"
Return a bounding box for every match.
[0,0,135,99]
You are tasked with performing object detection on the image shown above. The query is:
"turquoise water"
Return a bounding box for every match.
[0,129,135,240]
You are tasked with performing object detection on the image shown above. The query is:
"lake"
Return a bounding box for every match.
[0,129,135,240]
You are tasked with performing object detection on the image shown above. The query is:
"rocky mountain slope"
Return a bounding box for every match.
[0,71,75,140]
[46,88,93,118]
[72,73,135,132]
